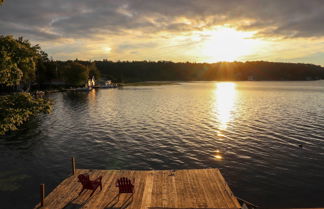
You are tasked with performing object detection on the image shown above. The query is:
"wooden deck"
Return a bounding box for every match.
[34,168,241,209]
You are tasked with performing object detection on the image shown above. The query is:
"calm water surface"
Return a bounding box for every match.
[1,81,324,208]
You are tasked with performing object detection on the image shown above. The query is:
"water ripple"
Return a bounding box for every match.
[1,81,324,208]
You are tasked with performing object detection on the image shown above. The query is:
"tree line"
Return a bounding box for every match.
[34,60,324,87]
[94,60,324,83]
[0,35,101,91]
[2,35,324,91]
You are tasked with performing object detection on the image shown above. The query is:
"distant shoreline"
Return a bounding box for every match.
[121,79,324,86]
[14,79,322,95]
[121,81,180,86]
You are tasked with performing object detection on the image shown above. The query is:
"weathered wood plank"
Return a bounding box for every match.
[167,170,178,208]
[140,171,154,209]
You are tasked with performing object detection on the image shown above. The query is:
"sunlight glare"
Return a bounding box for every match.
[201,26,262,62]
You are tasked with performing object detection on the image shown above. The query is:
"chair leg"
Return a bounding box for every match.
[79,187,85,195]
[90,188,97,197]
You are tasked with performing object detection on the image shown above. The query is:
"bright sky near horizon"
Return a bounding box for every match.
[1,0,324,66]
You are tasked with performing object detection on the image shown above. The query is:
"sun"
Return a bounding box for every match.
[200,26,263,62]
[102,46,112,53]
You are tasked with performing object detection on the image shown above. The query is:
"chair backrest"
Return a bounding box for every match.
[116,177,134,193]
[78,174,91,187]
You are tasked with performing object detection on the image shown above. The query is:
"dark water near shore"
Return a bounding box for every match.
[1,81,324,208]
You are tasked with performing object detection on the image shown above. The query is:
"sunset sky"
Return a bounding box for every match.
[1,0,324,65]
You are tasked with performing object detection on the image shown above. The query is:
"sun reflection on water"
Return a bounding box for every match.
[214,154,223,160]
[214,149,223,160]
[88,89,97,104]
[213,82,237,135]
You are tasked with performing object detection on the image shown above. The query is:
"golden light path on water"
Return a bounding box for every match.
[88,88,97,104]
[213,82,237,160]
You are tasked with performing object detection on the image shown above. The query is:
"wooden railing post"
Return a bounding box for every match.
[72,157,76,175]
[40,184,45,207]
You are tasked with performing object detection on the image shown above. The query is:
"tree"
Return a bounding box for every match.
[0,35,52,135]
[0,93,52,135]
[0,35,41,89]
[36,61,59,84]
[62,62,89,86]
[0,50,23,86]
[88,63,101,80]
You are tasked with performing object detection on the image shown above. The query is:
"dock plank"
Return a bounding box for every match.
[34,168,241,209]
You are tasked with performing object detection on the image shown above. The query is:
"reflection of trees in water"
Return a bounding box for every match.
[0,117,43,149]
[0,170,29,192]
[63,90,98,107]
[64,91,89,101]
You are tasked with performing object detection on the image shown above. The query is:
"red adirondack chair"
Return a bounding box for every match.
[116,177,135,194]
[78,173,102,196]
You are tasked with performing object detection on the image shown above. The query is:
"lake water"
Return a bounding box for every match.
[1,81,324,208]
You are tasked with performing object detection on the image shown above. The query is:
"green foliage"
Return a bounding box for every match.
[0,93,52,135]
[0,36,52,135]
[0,51,23,86]
[0,35,42,87]
[62,62,89,86]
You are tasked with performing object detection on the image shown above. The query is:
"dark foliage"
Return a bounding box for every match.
[0,93,52,135]
[93,61,324,82]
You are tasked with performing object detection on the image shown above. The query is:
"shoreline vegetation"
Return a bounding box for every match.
[26,60,324,92]
[29,60,324,93]
[1,35,324,135]
[0,93,52,135]
[0,35,53,135]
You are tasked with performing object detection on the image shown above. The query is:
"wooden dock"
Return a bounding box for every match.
[34,168,241,209]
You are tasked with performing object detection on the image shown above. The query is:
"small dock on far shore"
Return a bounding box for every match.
[34,167,242,209]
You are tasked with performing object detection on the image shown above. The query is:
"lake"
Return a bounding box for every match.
[1,81,324,208]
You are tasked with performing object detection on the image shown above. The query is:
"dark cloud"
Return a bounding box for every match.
[0,0,323,41]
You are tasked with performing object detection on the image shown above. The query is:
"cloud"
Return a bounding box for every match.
[116,42,158,53]
[1,0,324,63]
[285,52,324,66]
[1,0,324,40]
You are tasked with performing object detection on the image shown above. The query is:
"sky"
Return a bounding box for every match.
[1,0,324,66]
